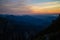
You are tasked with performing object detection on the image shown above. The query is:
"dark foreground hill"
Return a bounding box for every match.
[32,15,60,40]
[0,14,58,40]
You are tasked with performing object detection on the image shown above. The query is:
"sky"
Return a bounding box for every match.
[0,0,60,15]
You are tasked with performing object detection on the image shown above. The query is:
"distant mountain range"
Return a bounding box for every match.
[0,14,58,32]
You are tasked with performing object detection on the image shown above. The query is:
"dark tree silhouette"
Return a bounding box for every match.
[0,17,8,32]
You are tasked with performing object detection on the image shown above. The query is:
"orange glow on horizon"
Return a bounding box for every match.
[31,8,60,13]
[28,6,60,14]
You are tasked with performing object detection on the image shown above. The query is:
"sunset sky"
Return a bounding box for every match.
[0,0,60,15]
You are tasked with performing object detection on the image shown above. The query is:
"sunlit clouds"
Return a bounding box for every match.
[28,1,60,14]
[0,0,60,15]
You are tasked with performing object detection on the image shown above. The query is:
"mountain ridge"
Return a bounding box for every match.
[0,14,58,32]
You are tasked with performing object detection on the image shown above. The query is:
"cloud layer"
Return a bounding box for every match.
[29,1,60,13]
[0,0,60,15]
[0,0,31,14]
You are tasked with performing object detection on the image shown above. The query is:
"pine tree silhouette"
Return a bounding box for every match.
[0,17,8,32]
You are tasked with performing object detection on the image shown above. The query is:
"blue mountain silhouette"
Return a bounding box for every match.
[0,14,58,32]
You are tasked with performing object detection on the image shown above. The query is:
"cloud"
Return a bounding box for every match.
[0,0,31,14]
[28,1,60,13]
